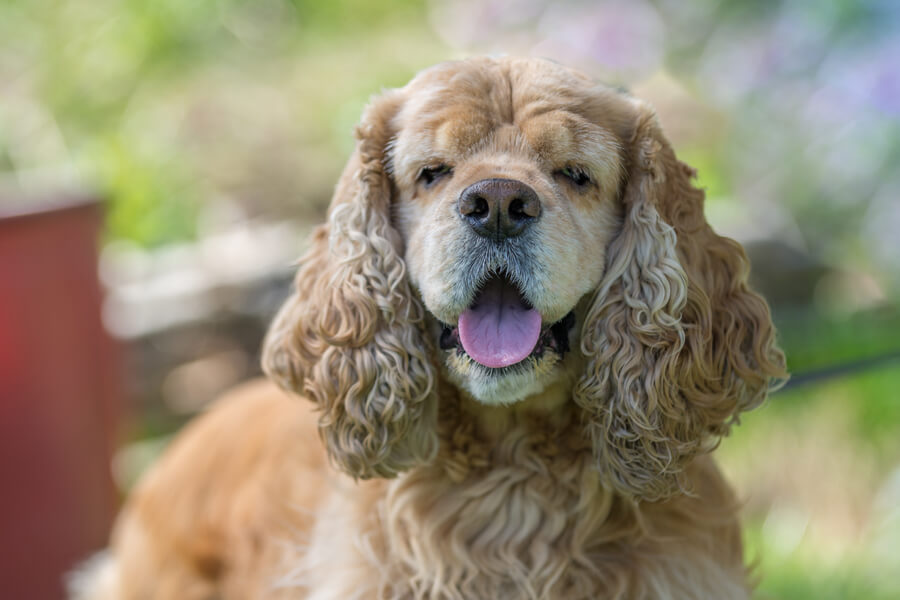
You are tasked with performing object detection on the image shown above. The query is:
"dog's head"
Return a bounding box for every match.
[263,57,786,500]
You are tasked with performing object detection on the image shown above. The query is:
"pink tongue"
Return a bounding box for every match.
[458,278,542,368]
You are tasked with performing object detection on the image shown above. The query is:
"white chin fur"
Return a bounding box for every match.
[443,351,562,405]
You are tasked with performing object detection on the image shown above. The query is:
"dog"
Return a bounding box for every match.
[71,56,786,599]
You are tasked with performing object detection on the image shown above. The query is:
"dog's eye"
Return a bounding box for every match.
[418,164,453,187]
[556,166,592,187]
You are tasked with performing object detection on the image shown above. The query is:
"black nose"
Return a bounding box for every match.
[457,178,542,241]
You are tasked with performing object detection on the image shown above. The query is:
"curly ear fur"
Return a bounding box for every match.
[575,102,787,501]
[262,91,438,479]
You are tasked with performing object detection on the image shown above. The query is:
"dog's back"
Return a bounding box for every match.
[69,379,330,599]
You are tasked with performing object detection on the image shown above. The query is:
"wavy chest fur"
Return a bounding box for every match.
[371,423,636,600]
[294,410,747,600]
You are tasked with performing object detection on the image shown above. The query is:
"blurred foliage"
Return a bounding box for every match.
[3,0,899,289]
[721,363,900,600]
[773,363,900,454]
[0,0,438,245]
[776,307,900,373]
[745,515,900,600]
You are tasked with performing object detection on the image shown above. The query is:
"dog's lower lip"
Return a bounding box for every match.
[439,324,460,350]
[439,311,575,367]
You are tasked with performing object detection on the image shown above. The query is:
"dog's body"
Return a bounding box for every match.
[75,380,746,599]
[73,57,784,599]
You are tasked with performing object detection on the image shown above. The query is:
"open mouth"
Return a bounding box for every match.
[438,274,575,370]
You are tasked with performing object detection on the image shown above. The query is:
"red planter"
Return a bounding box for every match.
[0,194,121,599]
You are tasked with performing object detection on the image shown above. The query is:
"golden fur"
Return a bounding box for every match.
[72,57,786,599]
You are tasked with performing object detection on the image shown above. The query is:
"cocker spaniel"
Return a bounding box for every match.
[73,57,786,600]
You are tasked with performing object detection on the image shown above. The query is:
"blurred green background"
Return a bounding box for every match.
[2,1,898,598]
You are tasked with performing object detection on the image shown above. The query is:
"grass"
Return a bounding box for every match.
[719,357,900,600]
[775,306,900,375]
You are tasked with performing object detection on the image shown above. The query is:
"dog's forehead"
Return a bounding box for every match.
[398,58,595,127]
[387,58,631,190]
[391,58,635,156]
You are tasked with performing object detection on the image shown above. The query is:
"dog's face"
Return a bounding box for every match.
[389,60,629,404]
[263,57,785,500]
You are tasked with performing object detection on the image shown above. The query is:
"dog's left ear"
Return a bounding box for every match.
[575,101,787,501]
[262,90,438,479]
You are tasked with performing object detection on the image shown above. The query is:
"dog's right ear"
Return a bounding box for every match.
[262,90,438,479]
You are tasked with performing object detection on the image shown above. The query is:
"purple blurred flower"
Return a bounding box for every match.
[427,0,664,82]
[818,38,900,118]
[428,0,547,49]
[534,0,664,81]
[696,4,832,107]
[862,178,900,281]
